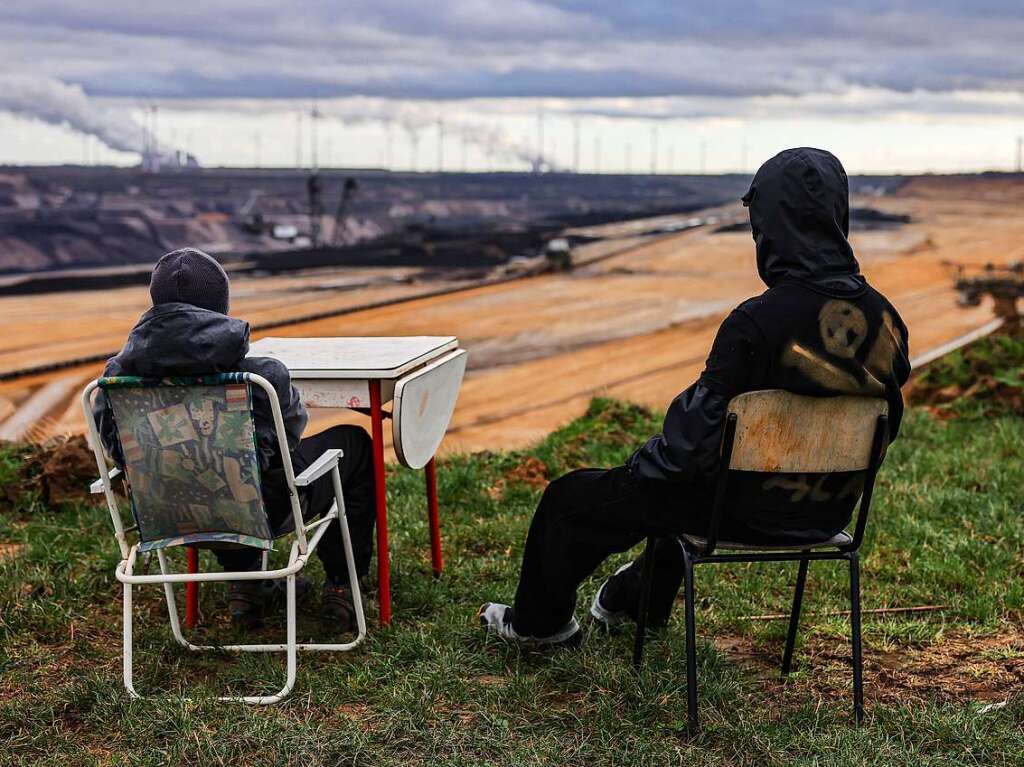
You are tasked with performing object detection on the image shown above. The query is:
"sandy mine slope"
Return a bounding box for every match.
[1,175,1021,457]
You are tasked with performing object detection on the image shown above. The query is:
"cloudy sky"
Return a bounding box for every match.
[0,1,1021,172]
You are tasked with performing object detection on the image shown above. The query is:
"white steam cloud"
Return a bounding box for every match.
[324,103,557,170]
[0,74,144,154]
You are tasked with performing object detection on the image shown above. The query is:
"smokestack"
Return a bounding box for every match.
[295,110,304,169]
[310,102,320,171]
[572,118,581,173]
[536,112,545,173]
[437,118,445,172]
[650,124,659,174]
[407,126,420,171]
[151,105,159,161]
[1017,136,1023,173]
[141,107,149,163]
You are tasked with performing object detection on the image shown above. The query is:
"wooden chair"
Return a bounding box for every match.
[632,390,889,732]
[82,372,366,704]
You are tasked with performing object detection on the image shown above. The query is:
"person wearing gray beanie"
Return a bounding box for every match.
[149,247,230,315]
[93,246,378,632]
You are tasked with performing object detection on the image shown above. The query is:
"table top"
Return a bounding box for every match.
[249,336,459,379]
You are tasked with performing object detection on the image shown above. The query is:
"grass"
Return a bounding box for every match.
[909,327,1024,418]
[1,393,1023,765]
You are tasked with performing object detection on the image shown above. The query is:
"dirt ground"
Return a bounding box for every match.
[719,626,1024,710]
[2,175,1022,455]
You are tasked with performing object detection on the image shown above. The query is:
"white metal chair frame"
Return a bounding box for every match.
[82,372,366,705]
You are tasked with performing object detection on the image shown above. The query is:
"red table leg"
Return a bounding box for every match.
[369,380,392,625]
[186,546,198,629]
[425,458,443,577]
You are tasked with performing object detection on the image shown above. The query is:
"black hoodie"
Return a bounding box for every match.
[628,148,910,543]
[94,303,307,481]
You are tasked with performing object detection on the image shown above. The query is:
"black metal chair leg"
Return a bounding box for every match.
[849,552,864,724]
[632,536,657,669]
[781,558,809,676]
[682,546,699,734]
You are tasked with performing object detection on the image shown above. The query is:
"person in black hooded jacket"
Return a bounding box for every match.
[479,148,910,646]
[94,248,375,630]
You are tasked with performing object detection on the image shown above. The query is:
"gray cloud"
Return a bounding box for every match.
[0,2,1020,106]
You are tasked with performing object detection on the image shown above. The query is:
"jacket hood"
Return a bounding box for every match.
[742,147,861,288]
[108,303,250,377]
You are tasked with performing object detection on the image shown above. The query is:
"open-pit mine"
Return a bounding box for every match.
[1,168,1020,457]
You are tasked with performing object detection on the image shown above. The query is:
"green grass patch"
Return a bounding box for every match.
[909,327,1024,418]
[1,397,1022,765]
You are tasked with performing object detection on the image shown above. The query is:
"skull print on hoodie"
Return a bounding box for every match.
[629,148,910,544]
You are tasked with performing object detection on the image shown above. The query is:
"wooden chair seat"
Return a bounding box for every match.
[681,530,852,552]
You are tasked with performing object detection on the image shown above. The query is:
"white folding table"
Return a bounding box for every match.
[256,335,467,625]
[183,336,467,627]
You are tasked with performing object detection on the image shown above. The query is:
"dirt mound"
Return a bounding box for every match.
[907,327,1024,418]
[488,456,549,499]
[3,435,102,509]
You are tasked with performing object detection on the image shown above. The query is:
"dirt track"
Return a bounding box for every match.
[1,175,1021,455]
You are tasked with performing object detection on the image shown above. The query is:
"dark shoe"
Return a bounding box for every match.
[228,580,265,626]
[478,603,582,648]
[260,576,312,609]
[590,539,686,631]
[589,562,635,632]
[321,579,357,632]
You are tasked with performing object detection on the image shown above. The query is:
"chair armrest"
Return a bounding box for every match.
[90,467,122,494]
[294,449,344,487]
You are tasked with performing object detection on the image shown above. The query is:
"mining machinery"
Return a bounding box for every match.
[948,260,1024,322]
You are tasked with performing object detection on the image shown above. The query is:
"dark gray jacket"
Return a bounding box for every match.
[94,302,307,473]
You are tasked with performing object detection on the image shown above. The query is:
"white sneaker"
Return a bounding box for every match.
[589,562,634,630]
[478,603,581,647]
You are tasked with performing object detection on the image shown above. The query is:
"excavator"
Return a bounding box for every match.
[306,174,358,249]
[948,260,1023,323]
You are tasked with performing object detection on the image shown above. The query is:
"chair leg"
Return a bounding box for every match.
[781,558,809,676]
[282,573,297,699]
[156,550,190,648]
[333,466,368,639]
[849,552,864,724]
[682,546,698,734]
[425,458,443,577]
[632,536,657,669]
[186,546,199,629]
[123,580,139,698]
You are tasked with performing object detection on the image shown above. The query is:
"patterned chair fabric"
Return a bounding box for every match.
[100,374,272,552]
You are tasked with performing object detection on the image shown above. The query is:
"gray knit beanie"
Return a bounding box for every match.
[149,248,230,315]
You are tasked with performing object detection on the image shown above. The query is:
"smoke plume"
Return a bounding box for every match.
[326,104,557,170]
[0,74,144,154]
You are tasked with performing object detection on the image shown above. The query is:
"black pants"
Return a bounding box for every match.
[511,466,712,637]
[216,425,376,584]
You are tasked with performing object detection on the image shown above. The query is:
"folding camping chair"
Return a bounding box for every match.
[81,372,366,705]
[632,390,889,732]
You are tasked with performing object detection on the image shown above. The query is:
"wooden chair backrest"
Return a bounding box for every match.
[726,390,888,474]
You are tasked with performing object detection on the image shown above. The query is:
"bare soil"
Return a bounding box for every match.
[717,626,1024,708]
[3,175,1023,455]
